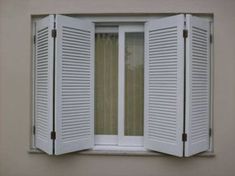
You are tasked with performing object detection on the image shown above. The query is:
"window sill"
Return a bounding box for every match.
[28,146,215,157]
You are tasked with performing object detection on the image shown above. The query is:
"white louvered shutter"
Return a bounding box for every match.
[54,15,94,155]
[35,15,54,154]
[144,14,185,157]
[185,15,210,156]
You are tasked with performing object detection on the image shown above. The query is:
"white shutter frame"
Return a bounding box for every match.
[55,15,94,155]
[144,14,185,157]
[185,15,210,156]
[35,15,54,154]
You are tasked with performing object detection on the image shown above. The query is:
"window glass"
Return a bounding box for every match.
[95,33,118,135]
[124,32,144,136]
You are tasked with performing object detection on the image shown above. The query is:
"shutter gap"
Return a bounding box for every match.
[52,15,56,155]
[183,16,187,157]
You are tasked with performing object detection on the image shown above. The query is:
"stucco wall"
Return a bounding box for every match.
[1,0,235,175]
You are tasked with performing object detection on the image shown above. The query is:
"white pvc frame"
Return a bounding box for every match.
[94,26,119,146]
[94,24,144,147]
[118,25,144,146]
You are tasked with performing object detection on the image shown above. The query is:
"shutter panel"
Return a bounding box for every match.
[144,14,185,157]
[35,15,54,154]
[185,15,210,156]
[55,15,94,155]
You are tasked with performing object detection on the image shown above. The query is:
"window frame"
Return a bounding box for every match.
[31,14,214,154]
[94,24,145,147]
[118,24,144,146]
[94,27,119,146]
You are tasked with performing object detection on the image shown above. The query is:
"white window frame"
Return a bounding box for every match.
[31,14,214,154]
[118,24,144,146]
[94,24,145,147]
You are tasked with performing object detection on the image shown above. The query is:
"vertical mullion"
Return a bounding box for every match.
[118,26,125,145]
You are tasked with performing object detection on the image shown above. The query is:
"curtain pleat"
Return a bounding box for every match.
[95,33,118,135]
[95,32,144,136]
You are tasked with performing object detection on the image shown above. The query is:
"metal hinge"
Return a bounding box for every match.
[33,35,36,44]
[51,131,56,140]
[33,125,36,135]
[183,29,188,38]
[182,133,187,142]
[210,34,213,43]
[51,29,57,38]
[209,128,212,137]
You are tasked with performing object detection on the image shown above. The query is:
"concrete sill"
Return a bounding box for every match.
[28,146,215,157]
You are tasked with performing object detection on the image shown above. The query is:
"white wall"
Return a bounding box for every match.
[0,0,235,175]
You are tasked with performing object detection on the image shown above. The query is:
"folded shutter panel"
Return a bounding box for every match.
[144,14,185,157]
[35,15,54,154]
[185,15,210,156]
[55,15,94,155]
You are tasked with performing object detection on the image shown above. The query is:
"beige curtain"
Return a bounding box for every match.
[95,33,118,135]
[125,32,144,136]
[95,32,144,136]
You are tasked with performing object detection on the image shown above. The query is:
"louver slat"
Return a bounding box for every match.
[35,15,54,154]
[55,15,94,155]
[185,15,210,156]
[144,15,184,157]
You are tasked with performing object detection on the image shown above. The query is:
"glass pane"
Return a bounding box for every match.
[95,33,118,135]
[125,32,144,136]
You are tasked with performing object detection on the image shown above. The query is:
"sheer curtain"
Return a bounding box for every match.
[95,32,144,136]
[95,33,118,135]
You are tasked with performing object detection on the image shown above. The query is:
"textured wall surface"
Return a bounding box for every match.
[0,0,235,175]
